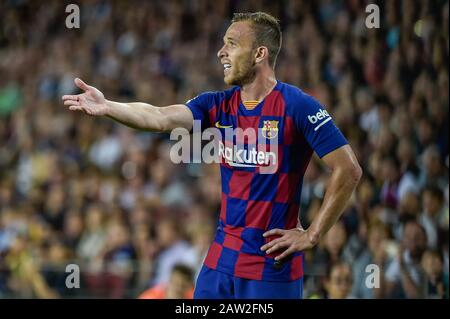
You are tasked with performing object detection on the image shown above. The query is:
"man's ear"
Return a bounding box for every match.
[254,46,269,64]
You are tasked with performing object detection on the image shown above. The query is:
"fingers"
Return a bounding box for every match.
[69,105,83,111]
[62,94,80,101]
[64,99,83,112]
[263,228,286,237]
[74,78,90,91]
[275,245,296,261]
[261,228,289,254]
[265,240,290,255]
[70,105,91,115]
[261,228,309,261]
[63,98,85,112]
[260,237,285,252]
[64,99,79,106]
[62,94,86,113]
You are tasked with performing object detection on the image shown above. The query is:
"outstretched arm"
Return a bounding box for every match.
[62,78,194,132]
[261,144,362,261]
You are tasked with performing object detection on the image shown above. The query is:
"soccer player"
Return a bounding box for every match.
[62,12,362,299]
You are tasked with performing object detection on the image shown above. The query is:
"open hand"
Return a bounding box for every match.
[62,78,109,116]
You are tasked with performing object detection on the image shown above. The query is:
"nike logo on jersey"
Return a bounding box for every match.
[215,121,233,129]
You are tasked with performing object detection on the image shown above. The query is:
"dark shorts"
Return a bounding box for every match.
[193,265,303,299]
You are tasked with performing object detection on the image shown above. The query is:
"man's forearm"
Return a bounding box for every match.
[105,100,167,132]
[307,165,361,244]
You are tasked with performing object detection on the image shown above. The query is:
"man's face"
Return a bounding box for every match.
[217,21,256,86]
[403,222,427,259]
[421,251,443,278]
[324,222,347,255]
[167,272,192,299]
[327,265,353,299]
[368,227,386,253]
[423,191,441,216]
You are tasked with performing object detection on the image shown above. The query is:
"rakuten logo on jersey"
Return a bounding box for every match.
[169,120,279,174]
[218,141,277,168]
[308,109,332,131]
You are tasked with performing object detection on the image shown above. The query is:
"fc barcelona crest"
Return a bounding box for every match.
[261,120,279,139]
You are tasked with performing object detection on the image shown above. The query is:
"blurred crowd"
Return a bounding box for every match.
[0,0,448,299]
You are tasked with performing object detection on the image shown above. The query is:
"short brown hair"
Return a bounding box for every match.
[172,263,194,281]
[232,12,282,68]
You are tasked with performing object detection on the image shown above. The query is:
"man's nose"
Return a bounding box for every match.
[217,46,226,59]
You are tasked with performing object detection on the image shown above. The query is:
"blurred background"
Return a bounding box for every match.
[0,0,448,299]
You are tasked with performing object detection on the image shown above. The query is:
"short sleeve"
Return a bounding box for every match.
[293,92,348,158]
[185,92,215,130]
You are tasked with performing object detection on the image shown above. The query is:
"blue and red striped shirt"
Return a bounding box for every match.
[186,80,348,281]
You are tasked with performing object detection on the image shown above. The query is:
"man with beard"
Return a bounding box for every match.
[385,220,428,298]
[62,12,361,298]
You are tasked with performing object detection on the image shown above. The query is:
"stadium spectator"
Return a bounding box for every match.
[138,263,194,299]
[151,217,195,286]
[419,185,448,249]
[385,221,428,298]
[324,262,355,299]
[351,222,391,299]
[421,249,446,298]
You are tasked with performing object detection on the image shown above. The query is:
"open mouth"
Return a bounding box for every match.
[223,63,232,75]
